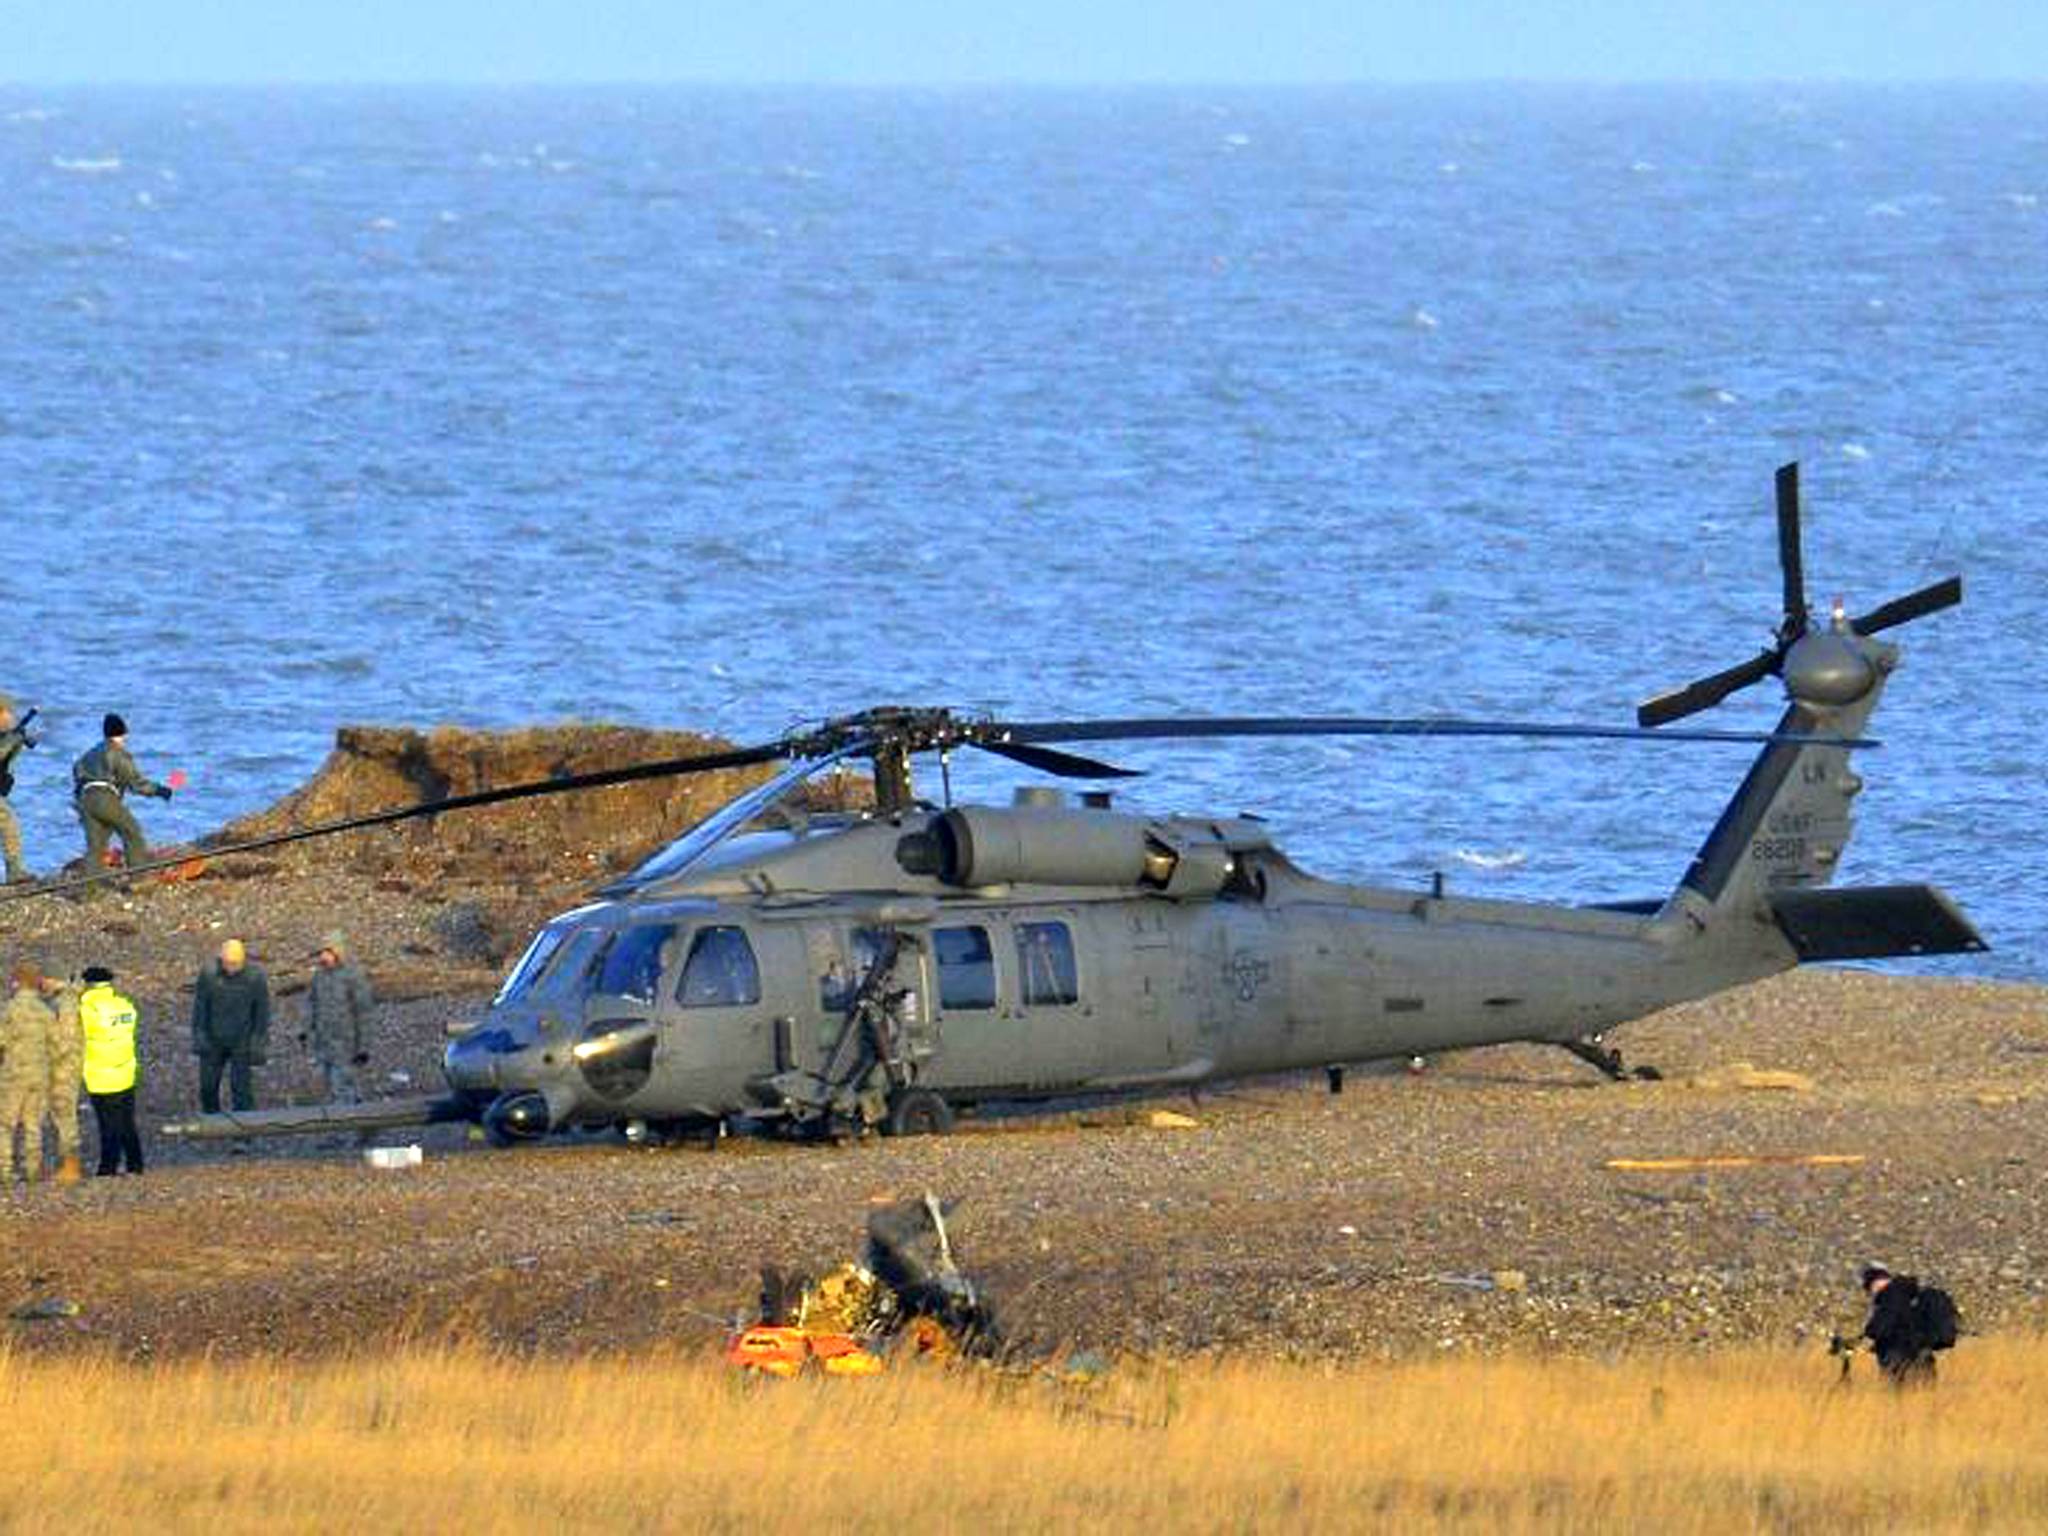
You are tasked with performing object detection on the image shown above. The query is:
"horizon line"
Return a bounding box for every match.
[6,74,2048,91]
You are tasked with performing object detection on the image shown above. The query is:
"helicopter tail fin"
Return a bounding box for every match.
[1664,639,1986,963]
[1669,689,1883,932]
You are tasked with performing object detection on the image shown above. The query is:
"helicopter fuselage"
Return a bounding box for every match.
[439,802,1786,1140]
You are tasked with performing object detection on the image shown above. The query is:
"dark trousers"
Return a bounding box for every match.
[198,1053,256,1114]
[89,1088,144,1175]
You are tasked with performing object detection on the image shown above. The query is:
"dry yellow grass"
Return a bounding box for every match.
[2,1339,2045,1533]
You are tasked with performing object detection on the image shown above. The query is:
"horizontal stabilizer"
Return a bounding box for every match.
[161,1095,467,1140]
[1769,885,1988,962]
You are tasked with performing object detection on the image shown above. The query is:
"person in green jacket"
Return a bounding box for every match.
[71,713,172,873]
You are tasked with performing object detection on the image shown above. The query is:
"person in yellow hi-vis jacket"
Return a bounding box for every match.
[80,965,143,1176]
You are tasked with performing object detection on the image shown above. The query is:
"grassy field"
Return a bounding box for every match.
[1,1339,2043,1532]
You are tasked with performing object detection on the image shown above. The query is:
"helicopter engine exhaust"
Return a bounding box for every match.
[896,806,1235,897]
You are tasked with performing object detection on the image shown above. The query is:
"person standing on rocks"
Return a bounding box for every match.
[307,933,374,1105]
[0,694,40,883]
[71,713,173,873]
[39,971,83,1184]
[80,965,143,1176]
[191,938,271,1115]
[1,962,57,1183]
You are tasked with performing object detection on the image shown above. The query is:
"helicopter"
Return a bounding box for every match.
[42,462,1970,1149]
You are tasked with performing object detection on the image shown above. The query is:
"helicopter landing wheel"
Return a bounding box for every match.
[884,1087,955,1138]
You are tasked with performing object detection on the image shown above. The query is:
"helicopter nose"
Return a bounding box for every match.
[443,1027,515,1092]
[444,1024,563,1094]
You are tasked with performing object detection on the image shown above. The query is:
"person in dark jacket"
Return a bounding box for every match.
[1862,1264,1936,1386]
[306,932,374,1104]
[190,938,271,1114]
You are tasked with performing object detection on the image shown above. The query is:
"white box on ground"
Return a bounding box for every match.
[363,1145,424,1170]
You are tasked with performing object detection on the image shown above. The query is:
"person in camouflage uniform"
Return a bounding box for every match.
[71,712,172,872]
[0,694,38,883]
[40,972,83,1184]
[1,962,57,1183]
[307,932,375,1105]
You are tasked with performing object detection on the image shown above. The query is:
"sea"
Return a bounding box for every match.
[0,84,2041,976]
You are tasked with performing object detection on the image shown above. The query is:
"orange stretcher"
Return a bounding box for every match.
[725,1326,885,1378]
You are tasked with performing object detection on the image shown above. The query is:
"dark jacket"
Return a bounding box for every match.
[1865,1276,1931,1375]
[308,959,374,1063]
[191,961,273,1064]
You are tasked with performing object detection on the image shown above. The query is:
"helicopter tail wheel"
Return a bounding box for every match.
[884,1087,955,1138]
[1561,1037,1663,1083]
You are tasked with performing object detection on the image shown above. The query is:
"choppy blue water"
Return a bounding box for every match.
[1,85,2041,975]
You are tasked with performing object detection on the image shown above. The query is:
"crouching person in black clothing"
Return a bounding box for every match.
[1861,1264,1949,1386]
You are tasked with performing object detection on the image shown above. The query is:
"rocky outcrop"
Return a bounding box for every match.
[207,723,793,883]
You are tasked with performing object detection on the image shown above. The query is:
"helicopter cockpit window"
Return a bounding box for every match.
[534,926,606,997]
[494,926,568,1006]
[593,923,677,1005]
[678,925,762,1009]
[934,925,996,1011]
[1015,921,1079,1007]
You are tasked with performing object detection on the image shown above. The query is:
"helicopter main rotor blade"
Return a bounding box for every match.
[973,739,1143,780]
[1634,647,1781,728]
[0,740,792,904]
[1776,461,1808,637]
[1000,714,1871,749]
[1849,574,1962,636]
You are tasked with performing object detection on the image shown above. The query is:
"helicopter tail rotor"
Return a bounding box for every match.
[1636,462,1961,728]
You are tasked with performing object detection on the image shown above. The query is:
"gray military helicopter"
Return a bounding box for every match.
[92,464,1976,1146]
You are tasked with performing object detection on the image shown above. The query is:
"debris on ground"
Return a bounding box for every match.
[1147,1110,1200,1130]
[727,1193,1000,1378]
[1604,1153,1866,1172]
[11,1298,82,1322]
[1687,1062,1817,1093]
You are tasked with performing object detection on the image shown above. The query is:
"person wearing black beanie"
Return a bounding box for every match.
[69,713,172,881]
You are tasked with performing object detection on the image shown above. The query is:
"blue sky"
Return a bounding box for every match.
[5,1,2043,83]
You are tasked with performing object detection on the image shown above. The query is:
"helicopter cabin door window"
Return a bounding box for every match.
[593,923,678,1006]
[677,925,762,1009]
[934,925,996,1011]
[1015,921,1079,1007]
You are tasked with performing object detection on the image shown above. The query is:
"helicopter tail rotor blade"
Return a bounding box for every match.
[1635,647,1781,728]
[974,739,1143,780]
[1777,461,1809,638]
[1849,574,1962,636]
